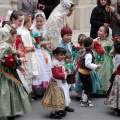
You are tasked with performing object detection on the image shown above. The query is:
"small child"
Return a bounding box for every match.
[79,37,101,107]
[94,26,113,95]
[31,11,52,97]
[21,15,38,100]
[59,26,76,90]
[0,24,31,120]
[75,34,87,100]
[42,47,74,119]
[106,37,120,115]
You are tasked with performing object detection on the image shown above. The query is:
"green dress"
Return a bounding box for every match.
[94,37,113,95]
[0,43,31,117]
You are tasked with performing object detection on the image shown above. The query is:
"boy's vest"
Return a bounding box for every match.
[78,50,95,75]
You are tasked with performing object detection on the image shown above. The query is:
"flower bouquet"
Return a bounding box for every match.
[1,47,22,71]
[93,41,105,61]
[94,41,105,54]
[65,55,75,75]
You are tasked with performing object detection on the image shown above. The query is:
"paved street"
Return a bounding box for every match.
[12,92,120,120]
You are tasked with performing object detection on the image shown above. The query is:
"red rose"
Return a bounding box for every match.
[94,41,105,54]
[35,36,42,43]
[15,35,22,49]
[112,37,120,42]
[3,54,15,68]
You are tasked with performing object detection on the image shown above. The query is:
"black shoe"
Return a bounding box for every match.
[7,116,15,120]
[50,112,62,119]
[65,106,74,112]
[57,110,67,117]
[76,96,82,101]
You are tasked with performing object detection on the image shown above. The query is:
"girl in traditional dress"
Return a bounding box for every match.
[42,47,74,119]
[0,25,31,120]
[31,11,52,96]
[105,37,120,115]
[8,11,33,94]
[21,15,38,100]
[94,26,113,95]
[75,34,86,100]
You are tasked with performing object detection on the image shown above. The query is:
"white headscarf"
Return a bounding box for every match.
[31,10,46,30]
[6,10,13,21]
[0,24,11,44]
[44,0,74,48]
[106,27,112,41]
[48,0,74,19]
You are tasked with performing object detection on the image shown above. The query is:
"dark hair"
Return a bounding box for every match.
[61,26,72,38]
[24,15,31,26]
[102,26,109,37]
[97,0,111,6]
[2,21,13,28]
[52,47,67,55]
[10,10,23,21]
[10,27,17,35]
[84,37,93,48]
[70,3,74,8]
[78,34,87,46]
[114,41,120,54]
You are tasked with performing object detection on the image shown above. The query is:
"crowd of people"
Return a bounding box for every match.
[0,0,120,120]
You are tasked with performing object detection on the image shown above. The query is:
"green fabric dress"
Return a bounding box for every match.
[94,37,113,95]
[0,43,31,117]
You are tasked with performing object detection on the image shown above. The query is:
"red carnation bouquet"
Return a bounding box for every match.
[1,47,22,70]
[112,37,120,42]
[34,36,42,43]
[94,41,105,54]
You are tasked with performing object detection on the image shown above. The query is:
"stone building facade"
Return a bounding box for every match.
[0,0,117,32]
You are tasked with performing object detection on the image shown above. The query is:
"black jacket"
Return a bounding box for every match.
[90,6,106,39]
[37,0,60,19]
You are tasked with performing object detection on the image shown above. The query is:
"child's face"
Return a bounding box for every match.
[62,34,72,43]
[78,37,86,46]
[36,16,44,29]
[27,18,32,28]
[67,7,75,17]
[10,34,17,44]
[97,26,107,39]
[55,53,66,61]
[13,16,23,28]
[100,0,107,6]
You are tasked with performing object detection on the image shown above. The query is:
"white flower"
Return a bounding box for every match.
[10,59,13,61]
[4,54,8,57]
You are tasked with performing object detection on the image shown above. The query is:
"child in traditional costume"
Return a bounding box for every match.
[59,26,76,90]
[75,34,86,100]
[0,24,31,120]
[42,47,74,119]
[79,37,101,107]
[21,15,38,100]
[105,37,120,115]
[94,26,113,95]
[31,11,52,96]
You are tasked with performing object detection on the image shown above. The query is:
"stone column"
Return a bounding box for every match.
[0,0,12,18]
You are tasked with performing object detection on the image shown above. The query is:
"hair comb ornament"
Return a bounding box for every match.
[61,1,72,9]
